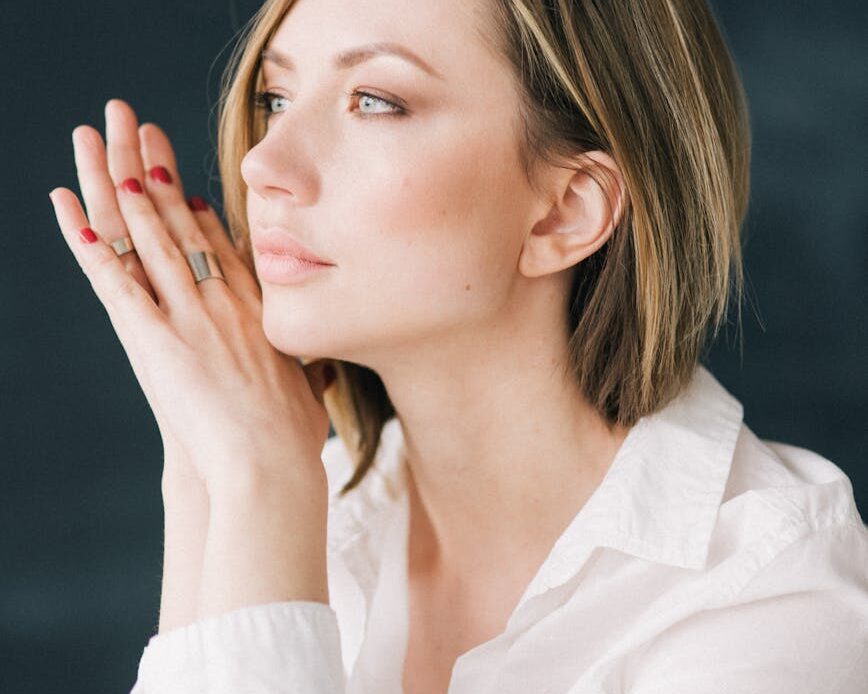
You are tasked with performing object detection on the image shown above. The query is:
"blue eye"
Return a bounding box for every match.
[349,90,407,117]
[253,90,407,120]
[253,91,291,115]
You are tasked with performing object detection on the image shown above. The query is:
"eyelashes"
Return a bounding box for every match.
[252,89,408,121]
[252,90,286,119]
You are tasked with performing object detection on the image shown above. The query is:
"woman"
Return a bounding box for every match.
[49,0,867,692]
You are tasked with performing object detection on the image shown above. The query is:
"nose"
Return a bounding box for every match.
[241,117,319,204]
[241,130,292,201]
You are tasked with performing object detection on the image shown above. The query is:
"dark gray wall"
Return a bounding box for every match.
[1,1,865,691]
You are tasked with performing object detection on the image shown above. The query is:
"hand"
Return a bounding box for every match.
[49,99,335,496]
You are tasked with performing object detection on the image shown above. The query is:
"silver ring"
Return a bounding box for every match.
[111,236,136,256]
[185,250,226,284]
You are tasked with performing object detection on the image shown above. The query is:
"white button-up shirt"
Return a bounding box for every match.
[130,366,868,693]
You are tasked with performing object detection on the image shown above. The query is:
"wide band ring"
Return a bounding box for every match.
[111,236,136,256]
[185,250,226,284]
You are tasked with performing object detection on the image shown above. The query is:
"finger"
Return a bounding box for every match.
[138,122,186,198]
[73,124,156,303]
[105,98,146,188]
[139,122,258,307]
[139,121,258,297]
[105,100,208,320]
[189,199,263,316]
[48,186,176,356]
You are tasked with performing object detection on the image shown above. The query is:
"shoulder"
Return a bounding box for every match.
[719,423,863,545]
[718,430,868,625]
[628,425,868,693]
[707,422,866,596]
[627,425,868,694]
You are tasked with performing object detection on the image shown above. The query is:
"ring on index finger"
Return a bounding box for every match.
[110,235,226,285]
[110,236,136,256]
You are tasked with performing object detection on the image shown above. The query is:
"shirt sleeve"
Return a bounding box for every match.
[129,601,346,694]
[627,521,868,694]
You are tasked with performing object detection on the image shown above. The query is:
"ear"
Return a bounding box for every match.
[518,151,625,279]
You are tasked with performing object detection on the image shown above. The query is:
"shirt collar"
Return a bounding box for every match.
[555,364,743,568]
[327,365,744,603]
[325,416,409,604]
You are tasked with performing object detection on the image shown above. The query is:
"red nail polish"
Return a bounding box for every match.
[121,177,143,194]
[148,166,173,184]
[79,227,98,244]
[188,196,208,211]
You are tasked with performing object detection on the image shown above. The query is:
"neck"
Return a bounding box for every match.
[363,293,630,581]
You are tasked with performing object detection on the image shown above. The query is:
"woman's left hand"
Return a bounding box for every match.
[49,98,334,498]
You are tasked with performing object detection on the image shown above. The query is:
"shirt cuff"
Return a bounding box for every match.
[130,601,345,694]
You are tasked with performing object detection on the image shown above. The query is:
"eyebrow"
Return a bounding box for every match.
[260,42,445,81]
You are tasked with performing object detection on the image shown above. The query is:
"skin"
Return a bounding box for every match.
[49,0,632,688]
[246,0,629,588]
[50,99,334,629]
[245,2,631,688]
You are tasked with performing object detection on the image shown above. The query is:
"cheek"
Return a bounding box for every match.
[247,116,531,357]
[356,146,522,307]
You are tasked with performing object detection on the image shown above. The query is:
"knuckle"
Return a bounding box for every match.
[153,237,185,265]
[180,223,210,250]
[147,180,182,205]
[219,292,246,324]
[119,192,161,226]
[107,274,139,305]
[87,246,119,276]
[203,290,246,334]
[162,207,211,252]
[118,189,152,213]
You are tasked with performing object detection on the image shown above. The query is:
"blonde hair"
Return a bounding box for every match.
[216,0,750,496]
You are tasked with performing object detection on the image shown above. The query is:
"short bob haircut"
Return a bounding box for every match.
[216,0,750,497]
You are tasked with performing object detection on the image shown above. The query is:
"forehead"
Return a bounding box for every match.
[263,0,500,82]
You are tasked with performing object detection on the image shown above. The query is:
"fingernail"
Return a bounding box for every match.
[79,227,98,244]
[148,166,173,184]
[121,177,143,194]
[187,196,208,212]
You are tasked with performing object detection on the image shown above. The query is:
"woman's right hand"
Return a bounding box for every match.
[71,101,244,485]
[71,100,219,630]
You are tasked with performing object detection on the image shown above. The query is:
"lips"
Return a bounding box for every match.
[251,227,334,265]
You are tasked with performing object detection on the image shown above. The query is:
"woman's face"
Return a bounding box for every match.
[241,0,542,366]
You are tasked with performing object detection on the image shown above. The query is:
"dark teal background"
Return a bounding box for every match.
[1,1,865,691]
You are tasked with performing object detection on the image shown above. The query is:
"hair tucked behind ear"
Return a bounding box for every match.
[486,0,750,424]
[216,0,750,497]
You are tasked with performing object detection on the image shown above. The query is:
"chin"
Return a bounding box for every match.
[260,313,332,362]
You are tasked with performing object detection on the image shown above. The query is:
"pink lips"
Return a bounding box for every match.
[251,228,334,265]
[251,227,335,285]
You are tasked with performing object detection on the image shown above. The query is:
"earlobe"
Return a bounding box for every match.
[518,151,625,280]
